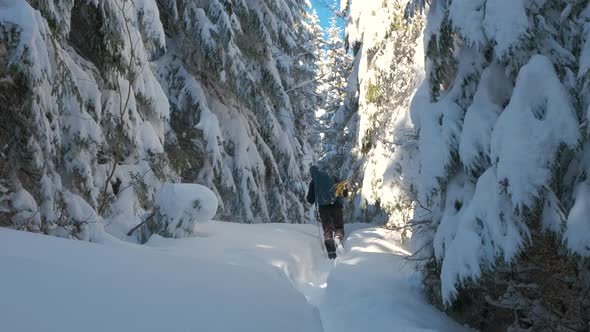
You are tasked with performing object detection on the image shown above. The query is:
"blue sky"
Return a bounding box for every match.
[310,0,346,30]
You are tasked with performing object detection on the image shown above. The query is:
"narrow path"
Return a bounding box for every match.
[299,225,470,332]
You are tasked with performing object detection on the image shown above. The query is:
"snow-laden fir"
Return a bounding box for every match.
[398,0,590,329]
[320,0,423,239]
[0,0,320,242]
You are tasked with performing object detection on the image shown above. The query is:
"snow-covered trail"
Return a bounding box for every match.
[317,227,468,332]
[0,222,466,332]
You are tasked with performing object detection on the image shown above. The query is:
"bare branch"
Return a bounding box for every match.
[126,208,159,236]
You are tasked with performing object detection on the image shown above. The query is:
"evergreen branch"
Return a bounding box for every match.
[98,0,147,216]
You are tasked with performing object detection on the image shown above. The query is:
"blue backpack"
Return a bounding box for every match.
[311,167,337,206]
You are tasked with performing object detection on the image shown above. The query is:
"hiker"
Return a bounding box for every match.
[306,165,348,259]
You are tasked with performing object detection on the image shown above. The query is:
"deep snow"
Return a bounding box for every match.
[0,222,467,332]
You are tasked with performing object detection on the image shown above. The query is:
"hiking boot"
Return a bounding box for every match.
[324,239,336,259]
[324,238,336,252]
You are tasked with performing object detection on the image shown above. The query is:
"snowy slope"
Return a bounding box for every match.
[0,222,464,332]
[0,225,322,332]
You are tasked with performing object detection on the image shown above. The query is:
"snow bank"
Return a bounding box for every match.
[154,183,218,237]
[146,221,330,303]
[0,224,322,332]
[62,191,106,242]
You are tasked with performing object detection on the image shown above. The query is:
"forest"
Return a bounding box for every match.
[1,0,590,331]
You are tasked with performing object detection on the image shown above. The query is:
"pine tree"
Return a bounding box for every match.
[316,6,353,178]
[0,0,322,241]
[322,0,422,234]
[323,13,352,115]
[405,0,590,328]
[305,9,328,161]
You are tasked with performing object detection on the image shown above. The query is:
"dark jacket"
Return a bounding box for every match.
[306,179,348,208]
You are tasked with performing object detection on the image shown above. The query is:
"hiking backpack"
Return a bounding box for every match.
[311,167,337,206]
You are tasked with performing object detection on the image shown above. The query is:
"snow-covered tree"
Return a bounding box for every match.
[0,0,322,242]
[314,5,353,179]
[405,0,590,329]
[156,0,321,225]
[323,0,422,236]
[290,8,326,171]
[323,13,352,115]
[305,9,328,161]
[0,0,172,241]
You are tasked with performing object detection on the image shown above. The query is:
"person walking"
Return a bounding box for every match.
[306,165,348,259]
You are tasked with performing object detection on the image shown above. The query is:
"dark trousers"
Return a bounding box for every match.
[319,205,344,241]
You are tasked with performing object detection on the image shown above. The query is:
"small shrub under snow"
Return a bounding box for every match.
[150,183,218,239]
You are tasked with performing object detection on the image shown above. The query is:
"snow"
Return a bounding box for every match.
[319,227,468,332]
[483,0,529,58]
[449,0,486,47]
[62,191,107,243]
[433,56,581,301]
[422,0,446,49]
[405,0,590,323]
[0,222,465,332]
[459,63,513,172]
[491,55,580,209]
[565,182,590,255]
[9,187,41,227]
[134,0,166,55]
[333,0,425,234]
[542,189,565,234]
[155,48,226,174]
[137,122,164,154]
[436,167,528,304]
[0,0,51,81]
[433,171,475,263]
[154,183,218,235]
[413,94,463,196]
[0,225,319,332]
[0,0,317,237]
